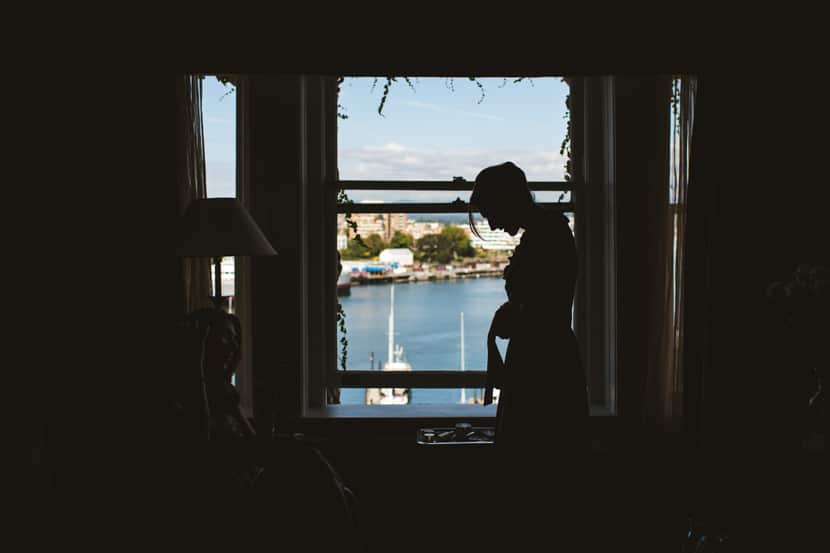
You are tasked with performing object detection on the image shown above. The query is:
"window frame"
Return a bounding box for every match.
[240,75,617,430]
[316,76,600,416]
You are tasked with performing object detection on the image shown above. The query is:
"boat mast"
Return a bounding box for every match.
[387,285,395,366]
[460,311,465,404]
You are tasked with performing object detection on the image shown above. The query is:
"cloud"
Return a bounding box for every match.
[400,100,505,122]
[339,142,567,182]
[205,142,569,202]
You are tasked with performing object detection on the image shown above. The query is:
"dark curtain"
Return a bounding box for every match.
[682,77,712,444]
[175,75,213,313]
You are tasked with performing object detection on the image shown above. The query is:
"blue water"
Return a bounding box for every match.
[336,278,509,404]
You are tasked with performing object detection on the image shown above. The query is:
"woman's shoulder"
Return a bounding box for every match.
[523,212,571,244]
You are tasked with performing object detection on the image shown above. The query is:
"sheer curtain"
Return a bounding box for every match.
[643,76,698,428]
[175,75,212,312]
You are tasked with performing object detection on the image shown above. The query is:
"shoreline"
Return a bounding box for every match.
[350,269,504,286]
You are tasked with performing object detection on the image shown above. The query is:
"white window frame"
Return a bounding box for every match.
[240,75,618,428]
[313,76,613,418]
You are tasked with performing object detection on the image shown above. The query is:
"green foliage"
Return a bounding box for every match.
[336,76,348,120]
[334,298,348,388]
[334,182,361,378]
[414,226,476,263]
[559,77,572,190]
[415,233,453,264]
[440,226,475,257]
[340,239,370,260]
[340,233,387,260]
[671,78,681,137]
[363,233,387,256]
[214,75,236,101]
[337,189,365,249]
[389,230,415,249]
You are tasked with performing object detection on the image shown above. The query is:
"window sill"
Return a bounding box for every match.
[277,404,496,441]
[279,403,615,442]
[304,403,614,419]
[304,403,498,419]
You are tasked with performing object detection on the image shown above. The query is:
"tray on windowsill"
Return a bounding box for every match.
[416,424,495,445]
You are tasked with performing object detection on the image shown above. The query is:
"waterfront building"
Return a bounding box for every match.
[406,220,444,240]
[337,204,409,243]
[336,232,348,250]
[384,212,408,241]
[349,212,386,238]
[379,248,414,267]
[469,227,523,251]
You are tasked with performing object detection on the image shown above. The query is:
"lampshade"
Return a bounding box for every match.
[168,198,278,257]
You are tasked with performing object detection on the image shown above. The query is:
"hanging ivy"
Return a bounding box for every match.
[334,77,367,380]
[671,77,681,136]
[558,77,573,201]
[364,76,504,116]
[334,188,363,372]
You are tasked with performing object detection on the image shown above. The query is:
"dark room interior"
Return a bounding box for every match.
[21,50,828,553]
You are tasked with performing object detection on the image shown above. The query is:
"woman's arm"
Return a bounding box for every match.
[492,301,522,339]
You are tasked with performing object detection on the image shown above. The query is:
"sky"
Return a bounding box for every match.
[203,77,237,198]
[203,76,570,202]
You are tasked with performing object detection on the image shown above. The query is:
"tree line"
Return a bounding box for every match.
[340,227,476,264]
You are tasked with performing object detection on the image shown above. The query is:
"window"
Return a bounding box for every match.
[201,75,253,414]
[203,75,238,311]
[327,77,587,413]
[239,75,618,426]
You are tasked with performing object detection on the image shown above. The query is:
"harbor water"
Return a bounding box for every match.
[337,277,510,405]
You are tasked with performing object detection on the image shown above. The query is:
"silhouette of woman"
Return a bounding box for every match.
[469,162,588,458]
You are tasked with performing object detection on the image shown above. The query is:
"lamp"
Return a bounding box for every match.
[169,198,277,309]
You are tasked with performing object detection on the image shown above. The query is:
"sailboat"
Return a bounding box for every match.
[460,311,467,404]
[365,286,411,405]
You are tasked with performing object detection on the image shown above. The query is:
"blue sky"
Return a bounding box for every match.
[203,76,569,201]
[203,77,237,198]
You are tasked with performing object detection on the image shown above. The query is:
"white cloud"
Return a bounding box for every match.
[374,142,407,153]
[339,142,566,182]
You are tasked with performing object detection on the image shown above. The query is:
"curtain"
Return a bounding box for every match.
[643,76,698,428]
[175,75,213,313]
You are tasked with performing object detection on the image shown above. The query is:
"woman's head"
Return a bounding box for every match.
[468,162,534,238]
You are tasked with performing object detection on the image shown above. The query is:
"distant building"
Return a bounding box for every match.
[379,248,414,267]
[350,212,386,238]
[384,213,408,241]
[406,220,444,240]
[469,227,523,251]
[336,232,348,250]
[336,203,409,242]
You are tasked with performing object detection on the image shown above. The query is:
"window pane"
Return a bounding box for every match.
[204,76,236,199]
[338,77,569,184]
[339,388,499,405]
[333,77,582,410]
[336,213,576,376]
[202,75,237,310]
[337,211,510,387]
[337,278,509,371]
